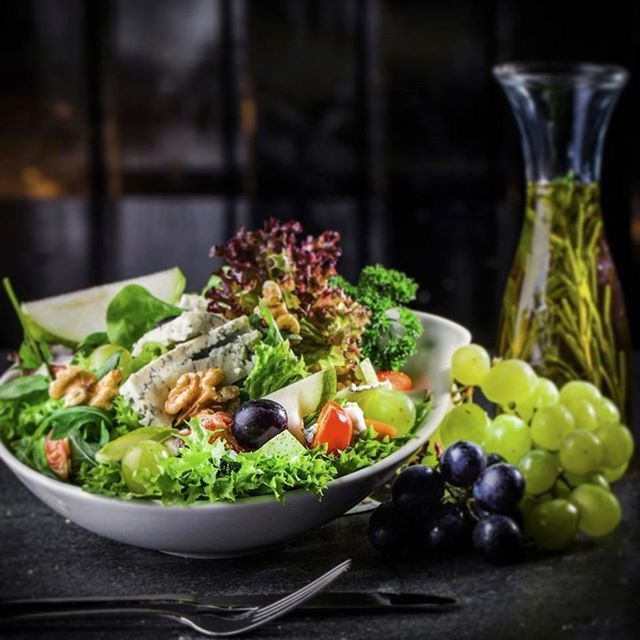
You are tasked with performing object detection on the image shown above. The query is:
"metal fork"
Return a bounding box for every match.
[1,558,351,637]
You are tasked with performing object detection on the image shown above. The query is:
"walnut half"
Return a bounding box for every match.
[164,368,240,425]
[48,365,122,409]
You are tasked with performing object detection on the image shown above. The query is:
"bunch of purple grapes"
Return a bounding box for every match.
[368,441,525,563]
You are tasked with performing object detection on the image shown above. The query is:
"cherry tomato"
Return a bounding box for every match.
[376,371,412,391]
[365,419,398,439]
[313,401,354,454]
[45,432,71,480]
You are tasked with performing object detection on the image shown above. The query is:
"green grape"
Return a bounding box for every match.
[421,427,442,467]
[595,424,634,468]
[481,359,537,406]
[553,478,572,499]
[528,499,579,550]
[485,414,532,464]
[121,440,171,494]
[89,343,133,379]
[519,493,541,521]
[595,397,621,427]
[358,388,416,435]
[530,404,575,451]
[518,450,559,495]
[516,377,560,422]
[561,398,598,431]
[569,484,621,537]
[439,403,489,446]
[602,462,628,483]
[559,380,602,406]
[563,471,610,492]
[559,429,603,475]
[451,344,491,386]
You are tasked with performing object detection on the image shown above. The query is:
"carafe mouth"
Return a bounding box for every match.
[493,62,628,90]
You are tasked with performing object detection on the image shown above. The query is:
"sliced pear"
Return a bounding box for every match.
[264,367,337,432]
[23,267,186,344]
[356,358,378,385]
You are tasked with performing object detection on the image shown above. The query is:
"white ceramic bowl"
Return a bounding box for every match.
[0,312,470,557]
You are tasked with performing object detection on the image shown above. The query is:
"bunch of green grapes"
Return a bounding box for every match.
[431,344,635,551]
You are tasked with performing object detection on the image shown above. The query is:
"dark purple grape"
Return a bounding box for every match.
[368,501,410,554]
[440,441,486,487]
[472,464,525,514]
[472,515,522,564]
[231,399,288,449]
[420,503,471,551]
[470,500,524,529]
[392,466,445,516]
[486,453,506,466]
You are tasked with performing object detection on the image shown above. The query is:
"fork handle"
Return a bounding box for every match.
[0,606,179,625]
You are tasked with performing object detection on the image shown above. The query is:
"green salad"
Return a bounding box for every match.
[0,219,430,504]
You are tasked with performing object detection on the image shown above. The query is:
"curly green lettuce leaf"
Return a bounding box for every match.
[244,302,308,399]
[79,416,415,505]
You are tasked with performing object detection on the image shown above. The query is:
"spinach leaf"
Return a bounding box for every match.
[36,406,113,440]
[76,332,109,356]
[0,375,50,402]
[106,284,182,350]
[94,351,122,379]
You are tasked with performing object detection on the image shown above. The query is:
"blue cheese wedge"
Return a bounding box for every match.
[121,316,258,426]
[131,311,225,356]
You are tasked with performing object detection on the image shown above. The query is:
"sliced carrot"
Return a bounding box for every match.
[366,419,398,439]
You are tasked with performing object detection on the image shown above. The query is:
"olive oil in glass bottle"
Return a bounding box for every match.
[494,63,633,419]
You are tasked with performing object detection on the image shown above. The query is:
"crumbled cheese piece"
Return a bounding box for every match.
[303,423,318,446]
[177,293,210,312]
[346,380,392,393]
[343,402,368,434]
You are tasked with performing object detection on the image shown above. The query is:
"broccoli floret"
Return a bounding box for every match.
[333,265,422,371]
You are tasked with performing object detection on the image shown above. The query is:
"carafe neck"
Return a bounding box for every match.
[494,63,628,183]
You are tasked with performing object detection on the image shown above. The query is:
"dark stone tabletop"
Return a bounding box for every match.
[0,356,639,640]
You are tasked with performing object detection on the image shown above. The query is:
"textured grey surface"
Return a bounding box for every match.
[0,460,638,640]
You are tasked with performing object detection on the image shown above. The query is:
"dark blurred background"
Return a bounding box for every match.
[1,0,638,349]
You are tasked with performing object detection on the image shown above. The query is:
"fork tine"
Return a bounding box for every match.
[250,559,351,624]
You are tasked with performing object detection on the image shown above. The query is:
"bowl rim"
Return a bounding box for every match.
[0,311,470,512]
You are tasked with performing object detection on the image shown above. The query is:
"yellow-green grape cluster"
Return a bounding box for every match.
[444,344,634,551]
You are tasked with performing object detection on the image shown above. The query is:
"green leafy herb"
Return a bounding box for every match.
[79,418,410,505]
[2,278,52,374]
[76,332,109,356]
[69,422,110,467]
[94,351,122,380]
[106,284,182,350]
[36,406,113,441]
[243,302,308,399]
[334,265,422,370]
[0,375,50,402]
[201,274,222,296]
[112,396,141,437]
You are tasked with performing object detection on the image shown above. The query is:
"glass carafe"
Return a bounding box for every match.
[494,63,633,420]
